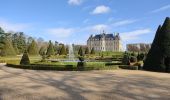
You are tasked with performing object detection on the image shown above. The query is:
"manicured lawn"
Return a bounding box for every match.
[0,56,41,64]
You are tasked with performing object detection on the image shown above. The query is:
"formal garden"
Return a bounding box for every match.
[0,17,170,73]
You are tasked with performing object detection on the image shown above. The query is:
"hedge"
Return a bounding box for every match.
[119,65,138,70]
[6,63,119,71]
[6,64,75,71]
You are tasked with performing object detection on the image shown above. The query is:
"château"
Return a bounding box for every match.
[87,31,122,52]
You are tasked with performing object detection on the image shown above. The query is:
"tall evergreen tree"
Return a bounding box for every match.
[85,47,89,55]
[27,40,39,55]
[144,17,170,72]
[59,44,66,55]
[46,40,55,56]
[0,38,16,56]
[20,50,30,65]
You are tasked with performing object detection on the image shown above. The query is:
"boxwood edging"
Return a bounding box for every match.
[6,63,119,71]
[6,64,75,71]
[119,65,138,70]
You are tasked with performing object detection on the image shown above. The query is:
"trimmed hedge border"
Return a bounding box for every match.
[119,65,138,70]
[6,64,75,71]
[6,63,119,71]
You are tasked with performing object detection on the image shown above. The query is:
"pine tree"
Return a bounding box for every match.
[0,38,16,56]
[85,47,89,55]
[90,47,95,54]
[27,40,39,55]
[46,40,55,56]
[144,17,170,72]
[20,50,30,65]
[59,44,66,55]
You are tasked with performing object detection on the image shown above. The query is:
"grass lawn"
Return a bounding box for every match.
[0,56,41,64]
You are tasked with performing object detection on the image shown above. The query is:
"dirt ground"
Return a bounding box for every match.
[0,65,170,100]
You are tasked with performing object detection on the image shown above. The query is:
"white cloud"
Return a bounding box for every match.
[112,19,137,27]
[151,4,170,13]
[0,19,29,32]
[121,29,151,41]
[92,5,111,14]
[68,0,83,5]
[47,28,75,38]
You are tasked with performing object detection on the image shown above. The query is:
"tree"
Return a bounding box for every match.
[78,46,84,56]
[46,40,55,56]
[0,27,5,50]
[144,17,170,72]
[17,32,27,54]
[27,36,34,45]
[90,47,95,54]
[59,44,66,55]
[39,46,46,56]
[85,47,89,55]
[20,50,30,65]
[0,38,16,56]
[27,40,39,55]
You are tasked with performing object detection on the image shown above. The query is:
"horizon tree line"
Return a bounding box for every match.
[0,27,95,57]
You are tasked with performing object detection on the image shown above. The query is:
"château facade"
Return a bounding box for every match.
[87,31,122,52]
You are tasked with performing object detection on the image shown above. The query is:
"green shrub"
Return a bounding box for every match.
[122,54,130,65]
[77,62,86,71]
[137,53,145,61]
[130,56,137,63]
[20,51,30,65]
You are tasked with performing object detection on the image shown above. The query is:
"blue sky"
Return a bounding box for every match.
[0,0,170,47]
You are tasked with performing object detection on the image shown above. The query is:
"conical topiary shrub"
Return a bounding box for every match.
[144,17,170,72]
[0,38,16,56]
[46,40,55,56]
[20,50,30,65]
[59,45,66,55]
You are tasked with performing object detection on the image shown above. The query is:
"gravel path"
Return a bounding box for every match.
[0,65,170,100]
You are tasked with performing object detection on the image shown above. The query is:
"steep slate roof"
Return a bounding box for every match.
[89,33,120,40]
